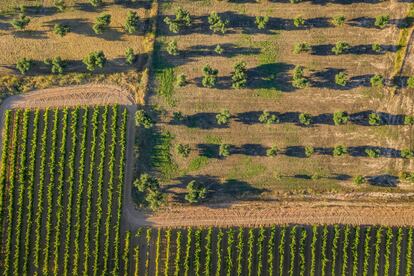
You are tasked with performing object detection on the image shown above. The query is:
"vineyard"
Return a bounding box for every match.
[116,225,414,276]
[0,105,129,275]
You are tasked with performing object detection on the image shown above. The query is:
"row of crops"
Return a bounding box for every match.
[120,225,414,276]
[0,105,128,275]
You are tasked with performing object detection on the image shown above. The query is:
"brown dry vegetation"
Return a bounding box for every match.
[147,0,414,205]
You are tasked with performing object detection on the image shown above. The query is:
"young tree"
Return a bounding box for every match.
[176,74,187,87]
[333,145,347,157]
[305,145,314,157]
[93,13,111,34]
[11,14,30,30]
[365,148,380,158]
[259,111,279,125]
[333,111,349,125]
[216,109,231,125]
[214,44,224,55]
[368,112,381,126]
[134,173,160,192]
[407,76,414,88]
[202,65,218,88]
[372,43,382,53]
[375,15,389,28]
[331,15,346,26]
[163,7,191,33]
[16,58,32,75]
[208,12,229,34]
[185,181,207,203]
[82,50,106,71]
[166,40,179,56]
[370,74,384,87]
[266,146,278,157]
[404,115,414,125]
[292,65,308,88]
[54,0,65,12]
[331,41,350,55]
[135,110,153,128]
[89,0,102,7]
[176,144,191,157]
[299,113,312,125]
[255,16,269,29]
[53,23,70,37]
[124,11,140,34]
[293,16,305,27]
[293,42,311,54]
[400,149,414,159]
[133,174,165,210]
[44,56,65,74]
[231,61,248,89]
[219,144,230,157]
[146,189,166,211]
[353,175,366,185]
[125,47,137,64]
[335,72,348,86]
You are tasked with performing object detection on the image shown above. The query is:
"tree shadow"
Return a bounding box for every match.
[367,174,399,187]
[171,112,229,129]
[248,63,295,92]
[20,5,61,17]
[12,30,48,39]
[74,2,111,12]
[309,0,382,5]
[114,0,152,9]
[310,69,373,90]
[348,146,401,158]
[183,43,261,58]
[232,144,267,156]
[311,44,398,56]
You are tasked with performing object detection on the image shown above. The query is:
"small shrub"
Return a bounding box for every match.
[293,16,305,27]
[305,146,314,157]
[208,12,229,34]
[166,40,178,56]
[407,76,414,88]
[335,72,348,86]
[368,113,381,126]
[333,145,347,157]
[266,146,278,157]
[135,110,153,128]
[401,149,414,159]
[375,15,389,28]
[124,11,140,34]
[331,15,346,26]
[292,66,308,88]
[54,0,65,12]
[353,175,366,185]
[404,115,414,125]
[89,0,102,7]
[216,109,231,125]
[44,56,65,74]
[176,74,187,87]
[164,7,191,33]
[214,44,224,54]
[299,113,312,125]
[16,58,32,75]
[82,51,106,71]
[331,41,350,55]
[333,111,349,125]
[259,111,279,125]
[365,148,380,158]
[293,42,311,54]
[231,61,247,89]
[93,13,111,34]
[255,16,269,29]
[176,144,191,157]
[53,23,70,37]
[185,181,207,203]
[11,14,30,30]
[311,173,321,180]
[372,43,382,53]
[370,74,384,87]
[202,65,218,88]
[125,47,137,64]
[219,144,230,157]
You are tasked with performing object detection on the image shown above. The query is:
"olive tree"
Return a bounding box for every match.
[372,43,382,53]
[293,42,311,54]
[335,72,348,86]
[365,148,380,158]
[93,13,111,34]
[255,16,269,29]
[299,113,312,125]
[368,112,381,126]
[259,111,279,125]
[231,61,247,89]
[166,40,178,56]
[333,111,349,125]
[164,7,191,33]
[124,11,140,34]
[375,15,389,28]
[44,56,65,74]
[215,44,224,55]
[208,12,229,34]
[16,58,32,75]
[407,76,414,88]
[89,0,102,7]
[370,74,384,87]
[11,14,30,30]
[125,47,137,64]
[176,144,191,157]
[82,51,106,71]
[293,16,305,27]
[135,110,153,128]
[219,143,230,157]
[331,41,350,55]
[176,74,187,87]
[404,115,414,125]
[202,65,218,88]
[331,15,346,26]
[216,109,231,125]
[53,23,70,37]
[266,146,278,157]
[185,181,207,203]
[292,66,309,88]
[133,174,165,210]
[353,175,366,185]
[333,145,347,157]
[400,149,414,159]
[304,145,314,157]
[54,0,65,12]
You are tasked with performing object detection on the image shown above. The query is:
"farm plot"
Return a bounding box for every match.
[0,105,128,275]
[119,225,414,276]
[145,0,414,202]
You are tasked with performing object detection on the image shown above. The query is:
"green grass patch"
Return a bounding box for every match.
[150,130,179,180]
[157,68,176,107]
[187,156,210,172]
[227,157,266,180]
[253,88,282,100]
[204,135,222,144]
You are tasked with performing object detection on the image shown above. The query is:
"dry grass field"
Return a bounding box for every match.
[146,0,414,203]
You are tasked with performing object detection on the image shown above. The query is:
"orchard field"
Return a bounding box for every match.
[0,105,128,275]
